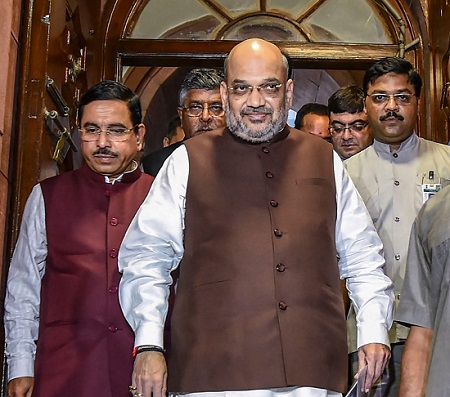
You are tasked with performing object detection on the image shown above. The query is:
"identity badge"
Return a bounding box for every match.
[422,183,441,203]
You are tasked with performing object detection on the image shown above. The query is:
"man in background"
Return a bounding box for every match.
[162,116,184,147]
[328,85,373,160]
[3,81,153,397]
[141,68,225,176]
[345,57,450,396]
[119,38,393,397]
[295,102,331,142]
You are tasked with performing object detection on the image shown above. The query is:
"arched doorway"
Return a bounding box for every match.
[103,0,421,152]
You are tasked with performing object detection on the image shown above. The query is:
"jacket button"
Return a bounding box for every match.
[274,229,283,237]
[278,301,287,310]
[276,263,286,272]
[108,325,118,333]
[109,249,117,258]
[262,147,270,153]
[109,286,118,294]
[394,180,400,186]
[266,171,274,178]
[110,217,118,226]
[395,254,401,260]
[105,190,111,197]
[393,153,398,158]
[270,200,278,207]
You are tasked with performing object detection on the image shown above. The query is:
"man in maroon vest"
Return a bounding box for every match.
[119,39,394,397]
[3,80,154,397]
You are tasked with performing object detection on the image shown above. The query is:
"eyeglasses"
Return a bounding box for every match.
[79,125,137,142]
[227,82,283,98]
[330,122,368,135]
[366,93,416,105]
[180,104,225,117]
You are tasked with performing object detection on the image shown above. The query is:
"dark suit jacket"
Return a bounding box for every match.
[141,141,184,176]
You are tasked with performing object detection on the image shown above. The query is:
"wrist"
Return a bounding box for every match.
[132,345,165,357]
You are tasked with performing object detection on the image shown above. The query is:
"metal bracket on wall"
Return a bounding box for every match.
[44,108,78,164]
[45,76,70,117]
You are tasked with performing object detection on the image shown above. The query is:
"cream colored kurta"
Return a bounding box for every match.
[345,133,450,349]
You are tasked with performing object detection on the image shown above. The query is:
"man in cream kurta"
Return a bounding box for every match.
[345,57,450,396]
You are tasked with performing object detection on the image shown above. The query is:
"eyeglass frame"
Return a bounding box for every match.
[365,92,417,106]
[227,82,284,98]
[329,122,369,135]
[78,124,138,142]
[178,103,225,118]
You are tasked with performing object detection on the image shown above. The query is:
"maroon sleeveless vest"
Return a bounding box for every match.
[168,128,347,393]
[35,165,153,397]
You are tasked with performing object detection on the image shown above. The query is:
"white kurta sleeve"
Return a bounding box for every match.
[118,146,188,348]
[4,184,47,381]
[333,152,394,348]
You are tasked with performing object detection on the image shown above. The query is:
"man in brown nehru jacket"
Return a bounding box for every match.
[119,38,394,397]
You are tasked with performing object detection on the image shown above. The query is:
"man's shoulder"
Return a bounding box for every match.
[418,138,450,171]
[141,141,183,175]
[419,137,450,148]
[419,137,450,153]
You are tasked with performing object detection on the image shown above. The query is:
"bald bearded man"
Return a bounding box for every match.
[119,39,394,397]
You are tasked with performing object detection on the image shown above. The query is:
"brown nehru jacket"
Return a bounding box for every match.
[168,127,347,394]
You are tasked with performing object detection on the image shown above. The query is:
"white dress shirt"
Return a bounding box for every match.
[119,147,394,397]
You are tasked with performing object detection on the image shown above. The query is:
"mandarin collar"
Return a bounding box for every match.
[80,160,142,184]
[373,132,418,155]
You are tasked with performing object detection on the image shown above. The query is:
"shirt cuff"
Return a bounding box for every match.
[7,357,35,382]
[357,322,390,349]
[134,321,165,349]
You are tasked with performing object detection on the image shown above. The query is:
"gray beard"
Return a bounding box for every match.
[225,99,288,143]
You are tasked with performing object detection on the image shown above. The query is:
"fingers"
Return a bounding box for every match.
[358,343,391,392]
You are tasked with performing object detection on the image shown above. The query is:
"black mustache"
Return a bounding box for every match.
[93,148,119,157]
[380,111,404,121]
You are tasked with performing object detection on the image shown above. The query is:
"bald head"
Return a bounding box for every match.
[224,39,289,82]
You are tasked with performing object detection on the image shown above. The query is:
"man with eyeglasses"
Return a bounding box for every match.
[328,85,373,160]
[344,57,450,397]
[141,68,225,176]
[119,38,394,397]
[3,80,154,397]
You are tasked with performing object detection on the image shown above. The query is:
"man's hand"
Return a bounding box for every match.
[131,351,167,397]
[7,377,34,397]
[357,343,391,392]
